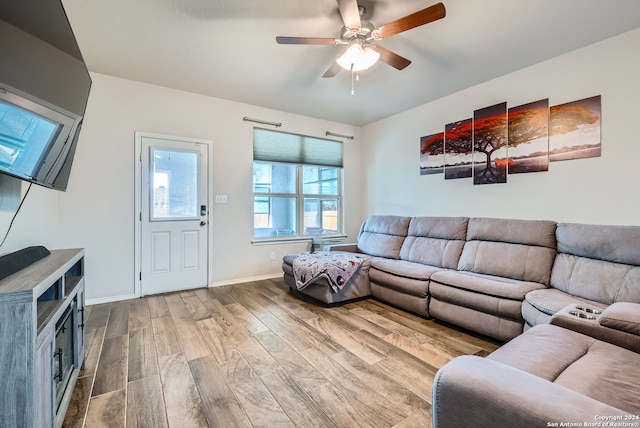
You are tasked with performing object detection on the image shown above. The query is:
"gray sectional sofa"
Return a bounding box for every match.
[283,214,640,425]
[284,214,640,341]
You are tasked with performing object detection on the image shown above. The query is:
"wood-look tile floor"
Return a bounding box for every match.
[63,279,500,428]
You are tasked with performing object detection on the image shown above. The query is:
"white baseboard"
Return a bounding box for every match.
[86,293,137,306]
[209,273,282,288]
[85,274,283,305]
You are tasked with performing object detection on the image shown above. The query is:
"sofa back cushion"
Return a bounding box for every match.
[457,218,557,285]
[399,216,469,269]
[357,215,411,259]
[551,223,640,304]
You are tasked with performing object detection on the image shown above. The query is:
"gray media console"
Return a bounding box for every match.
[0,248,85,427]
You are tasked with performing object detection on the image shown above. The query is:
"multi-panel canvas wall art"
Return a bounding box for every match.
[419,94,601,186]
[473,102,507,185]
[549,95,601,161]
[507,99,549,174]
[444,119,473,179]
[420,132,445,175]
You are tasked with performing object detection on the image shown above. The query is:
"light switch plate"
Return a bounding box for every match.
[215,194,228,203]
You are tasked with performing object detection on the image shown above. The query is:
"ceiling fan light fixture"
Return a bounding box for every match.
[336,44,380,72]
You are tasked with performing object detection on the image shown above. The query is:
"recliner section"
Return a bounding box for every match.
[368,216,469,318]
[522,222,640,329]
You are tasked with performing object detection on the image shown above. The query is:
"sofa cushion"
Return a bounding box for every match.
[399,216,468,269]
[487,324,592,381]
[369,258,442,298]
[458,241,556,285]
[488,324,640,414]
[556,223,640,266]
[524,288,607,317]
[466,217,557,248]
[400,237,465,270]
[551,253,640,304]
[430,286,523,321]
[369,258,444,280]
[357,215,411,259]
[407,216,469,240]
[521,288,607,328]
[430,271,545,320]
[457,218,557,285]
[431,270,547,301]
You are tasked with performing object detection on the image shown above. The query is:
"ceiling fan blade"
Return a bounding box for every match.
[322,61,343,78]
[276,36,337,45]
[337,0,362,29]
[376,2,445,39]
[323,48,349,78]
[374,45,411,70]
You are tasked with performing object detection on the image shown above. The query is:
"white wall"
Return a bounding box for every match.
[52,74,362,302]
[0,176,60,252]
[361,28,640,226]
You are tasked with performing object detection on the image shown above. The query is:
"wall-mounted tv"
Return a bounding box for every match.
[0,0,91,191]
[0,84,82,189]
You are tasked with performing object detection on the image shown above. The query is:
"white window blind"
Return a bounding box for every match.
[253,128,343,168]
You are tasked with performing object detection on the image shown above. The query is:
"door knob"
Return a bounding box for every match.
[200,221,207,226]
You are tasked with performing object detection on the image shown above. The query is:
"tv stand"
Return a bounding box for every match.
[0,248,85,427]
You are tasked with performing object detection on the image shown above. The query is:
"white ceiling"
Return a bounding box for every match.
[61,0,640,127]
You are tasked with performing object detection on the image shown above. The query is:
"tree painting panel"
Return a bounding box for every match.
[549,95,601,161]
[508,99,549,174]
[473,102,507,185]
[444,119,473,179]
[420,132,444,175]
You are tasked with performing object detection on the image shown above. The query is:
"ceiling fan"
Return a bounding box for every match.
[276,1,446,81]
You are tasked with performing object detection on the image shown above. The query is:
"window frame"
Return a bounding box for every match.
[252,161,343,242]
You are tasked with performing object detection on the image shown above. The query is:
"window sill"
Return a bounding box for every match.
[252,237,311,246]
[251,235,347,246]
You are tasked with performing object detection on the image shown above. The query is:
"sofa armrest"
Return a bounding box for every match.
[433,356,628,428]
[323,243,359,253]
[599,302,640,335]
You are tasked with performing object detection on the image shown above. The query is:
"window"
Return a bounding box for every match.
[253,128,343,240]
[150,148,199,220]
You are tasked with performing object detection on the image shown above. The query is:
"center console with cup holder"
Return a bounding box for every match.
[550,302,640,353]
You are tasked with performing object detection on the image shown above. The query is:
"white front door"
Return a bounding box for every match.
[138,134,209,295]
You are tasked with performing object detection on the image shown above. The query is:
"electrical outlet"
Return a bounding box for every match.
[270,252,276,261]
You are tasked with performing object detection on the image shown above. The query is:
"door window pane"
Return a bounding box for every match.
[151,148,199,220]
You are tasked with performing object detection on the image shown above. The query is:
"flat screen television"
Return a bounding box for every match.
[0,84,82,189]
[0,0,91,191]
